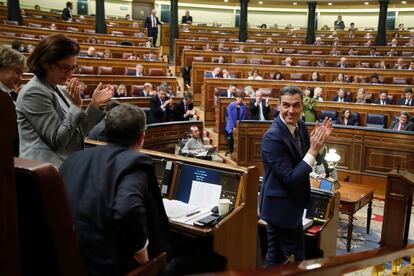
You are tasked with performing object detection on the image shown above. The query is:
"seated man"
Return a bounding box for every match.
[374,90,392,105]
[138,83,154,97]
[181,126,223,162]
[80,46,96,58]
[389,111,414,131]
[205,67,221,78]
[394,58,408,70]
[397,87,414,106]
[336,57,349,68]
[219,84,237,98]
[60,104,170,275]
[332,88,351,103]
[135,64,145,77]
[148,86,173,124]
[144,52,159,61]
[173,92,195,121]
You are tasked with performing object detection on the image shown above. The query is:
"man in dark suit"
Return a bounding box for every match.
[219,84,236,98]
[205,67,222,78]
[374,90,392,105]
[249,90,270,120]
[60,104,170,275]
[260,86,332,266]
[397,87,414,106]
[148,86,173,124]
[181,10,193,24]
[144,9,162,47]
[389,112,414,131]
[332,88,351,103]
[173,92,195,121]
[62,1,73,21]
[334,15,345,30]
[336,57,348,68]
[137,83,153,97]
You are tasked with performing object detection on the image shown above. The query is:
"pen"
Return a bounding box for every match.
[186,210,201,217]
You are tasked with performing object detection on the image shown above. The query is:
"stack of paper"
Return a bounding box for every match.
[162,199,198,218]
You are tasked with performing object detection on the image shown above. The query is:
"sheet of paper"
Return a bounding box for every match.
[162,199,198,218]
[188,180,222,209]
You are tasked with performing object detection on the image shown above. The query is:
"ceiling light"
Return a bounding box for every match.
[224,0,228,2]
[293,2,297,5]
[258,1,263,4]
[402,0,407,3]
[364,2,369,5]
[328,2,333,5]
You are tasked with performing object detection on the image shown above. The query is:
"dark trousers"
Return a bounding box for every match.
[224,130,233,153]
[265,223,305,266]
[148,28,158,46]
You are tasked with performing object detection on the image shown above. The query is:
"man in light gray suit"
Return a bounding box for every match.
[389,112,414,131]
[16,34,114,167]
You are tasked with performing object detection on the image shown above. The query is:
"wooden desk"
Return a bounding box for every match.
[338,183,375,252]
[310,178,374,252]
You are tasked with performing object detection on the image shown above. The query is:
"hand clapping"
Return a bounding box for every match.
[308,117,333,157]
[67,78,82,107]
[91,82,114,108]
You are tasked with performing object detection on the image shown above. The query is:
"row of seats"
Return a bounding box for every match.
[4,20,147,37]
[206,69,414,85]
[319,110,410,128]
[78,66,165,76]
[186,44,414,55]
[81,84,172,98]
[184,36,412,45]
[196,56,414,70]
[0,30,131,46]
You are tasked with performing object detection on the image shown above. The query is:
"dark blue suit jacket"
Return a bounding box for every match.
[260,116,312,229]
[332,95,351,102]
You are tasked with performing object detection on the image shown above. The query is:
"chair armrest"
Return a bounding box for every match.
[126,252,167,276]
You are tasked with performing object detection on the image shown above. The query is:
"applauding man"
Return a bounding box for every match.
[260,86,332,266]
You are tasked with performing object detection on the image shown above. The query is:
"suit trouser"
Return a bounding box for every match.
[224,130,233,153]
[148,28,158,46]
[265,223,305,266]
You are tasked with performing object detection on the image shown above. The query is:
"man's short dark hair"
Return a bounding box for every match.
[279,86,303,100]
[184,92,193,100]
[379,89,388,95]
[404,87,413,94]
[401,111,410,119]
[27,34,79,78]
[66,1,72,8]
[105,104,146,147]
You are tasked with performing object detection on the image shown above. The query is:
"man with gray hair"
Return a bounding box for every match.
[389,111,414,131]
[60,104,170,275]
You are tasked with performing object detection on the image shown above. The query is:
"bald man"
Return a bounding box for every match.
[144,9,162,46]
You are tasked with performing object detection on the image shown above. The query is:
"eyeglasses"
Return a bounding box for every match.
[54,63,79,74]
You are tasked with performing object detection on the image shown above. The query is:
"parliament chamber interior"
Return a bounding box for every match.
[2,0,414,275]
